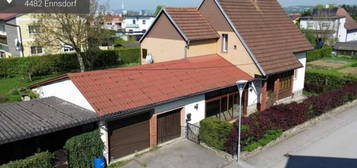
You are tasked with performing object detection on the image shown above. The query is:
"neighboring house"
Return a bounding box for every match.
[333,41,357,57]
[300,7,357,42]
[103,15,123,31]
[121,15,155,41]
[29,0,312,163]
[289,13,302,24]
[0,13,75,58]
[0,97,98,165]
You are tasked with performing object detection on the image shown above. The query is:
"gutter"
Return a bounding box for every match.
[213,0,266,76]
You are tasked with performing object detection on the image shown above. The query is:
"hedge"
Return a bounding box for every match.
[0,48,140,78]
[0,152,55,168]
[64,129,104,168]
[306,46,332,62]
[305,69,357,94]
[199,117,233,151]
[225,82,357,154]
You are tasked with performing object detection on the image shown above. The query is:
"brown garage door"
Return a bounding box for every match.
[157,109,181,144]
[109,112,150,160]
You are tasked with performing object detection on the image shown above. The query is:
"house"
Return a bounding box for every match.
[121,14,155,41]
[103,15,123,31]
[29,0,311,163]
[0,13,76,58]
[289,13,302,24]
[0,97,98,165]
[333,41,357,57]
[300,7,357,42]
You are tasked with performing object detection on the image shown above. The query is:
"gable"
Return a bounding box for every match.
[198,0,232,32]
[145,12,184,41]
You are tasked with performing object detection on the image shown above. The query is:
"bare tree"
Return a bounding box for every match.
[32,1,109,72]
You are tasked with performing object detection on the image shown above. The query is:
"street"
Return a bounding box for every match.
[245,103,357,168]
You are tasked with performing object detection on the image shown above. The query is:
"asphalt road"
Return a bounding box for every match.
[245,103,357,168]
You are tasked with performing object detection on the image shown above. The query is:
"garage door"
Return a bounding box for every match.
[157,109,181,144]
[109,112,150,160]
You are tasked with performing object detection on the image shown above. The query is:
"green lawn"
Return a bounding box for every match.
[307,56,357,77]
[0,75,59,104]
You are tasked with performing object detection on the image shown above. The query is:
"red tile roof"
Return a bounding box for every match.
[33,55,252,116]
[337,8,357,31]
[218,0,313,74]
[164,7,220,41]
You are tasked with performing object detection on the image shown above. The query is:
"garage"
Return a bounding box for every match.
[157,109,182,144]
[109,112,151,161]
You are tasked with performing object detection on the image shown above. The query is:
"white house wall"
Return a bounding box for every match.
[347,30,357,42]
[32,79,95,112]
[293,52,307,96]
[154,95,205,125]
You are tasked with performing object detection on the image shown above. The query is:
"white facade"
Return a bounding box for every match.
[32,79,95,112]
[293,52,307,96]
[123,16,155,36]
[300,17,357,42]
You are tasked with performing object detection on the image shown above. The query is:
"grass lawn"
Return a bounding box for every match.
[0,74,59,104]
[307,56,357,77]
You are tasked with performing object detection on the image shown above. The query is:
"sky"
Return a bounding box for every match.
[101,0,357,12]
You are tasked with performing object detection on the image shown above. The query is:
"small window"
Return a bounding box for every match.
[0,51,5,58]
[222,34,228,53]
[294,69,298,80]
[142,29,146,33]
[142,48,148,59]
[142,20,146,24]
[30,46,43,55]
[129,29,133,33]
[133,20,136,24]
[307,22,313,29]
[28,25,40,34]
[63,44,74,52]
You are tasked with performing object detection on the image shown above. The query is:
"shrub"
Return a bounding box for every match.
[0,152,55,168]
[64,129,104,168]
[199,117,233,150]
[243,129,283,152]
[306,46,332,62]
[115,48,141,64]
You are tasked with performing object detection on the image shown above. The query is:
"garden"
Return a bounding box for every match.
[199,69,357,156]
[0,48,141,104]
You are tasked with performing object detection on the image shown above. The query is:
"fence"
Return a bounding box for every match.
[186,122,200,144]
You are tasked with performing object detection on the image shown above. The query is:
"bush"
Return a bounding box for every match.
[305,69,357,94]
[243,129,283,152]
[0,152,55,168]
[64,129,104,168]
[199,117,233,151]
[306,46,332,62]
[0,48,140,79]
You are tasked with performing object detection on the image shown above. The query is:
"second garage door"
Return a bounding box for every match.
[157,109,181,144]
[109,112,150,161]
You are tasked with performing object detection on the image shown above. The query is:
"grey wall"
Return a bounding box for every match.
[5,18,22,57]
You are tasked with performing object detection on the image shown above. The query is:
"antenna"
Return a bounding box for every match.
[122,0,125,10]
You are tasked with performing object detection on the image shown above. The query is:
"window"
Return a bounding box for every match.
[63,44,74,52]
[28,25,40,34]
[222,34,228,52]
[307,22,313,29]
[132,20,136,24]
[294,69,298,80]
[30,46,43,55]
[142,48,147,59]
[280,76,292,90]
[0,24,5,32]
[0,51,5,58]
[322,23,330,29]
[142,29,146,33]
[142,20,146,24]
[129,29,133,33]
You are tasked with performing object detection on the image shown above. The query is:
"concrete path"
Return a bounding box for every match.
[245,103,357,168]
[119,139,235,168]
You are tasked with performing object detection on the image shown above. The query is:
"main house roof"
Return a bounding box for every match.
[30,55,252,116]
[217,0,312,74]
[164,7,220,41]
[0,97,98,145]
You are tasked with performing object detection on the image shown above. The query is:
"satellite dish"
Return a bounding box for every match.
[15,39,22,51]
[146,53,153,64]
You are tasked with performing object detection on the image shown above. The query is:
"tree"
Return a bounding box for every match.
[32,1,109,72]
[154,5,164,16]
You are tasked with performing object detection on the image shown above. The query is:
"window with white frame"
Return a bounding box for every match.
[30,46,43,55]
[307,22,314,29]
[142,20,146,24]
[132,20,136,24]
[0,51,5,58]
[28,25,40,34]
[222,34,228,53]
[63,44,74,52]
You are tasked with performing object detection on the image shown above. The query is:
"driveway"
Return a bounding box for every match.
[245,103,357,168]
[119,139,236,168]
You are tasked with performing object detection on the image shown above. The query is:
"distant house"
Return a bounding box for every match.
[289,13,302,24]
[333,41,357,57]
[103,15,123,31]
[300,7,357,42]
[29,0,312,164]
[122,15,155,41]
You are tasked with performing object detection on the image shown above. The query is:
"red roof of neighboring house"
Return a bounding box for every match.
[218,0,312,74]
[164,7,220,41]
[0,13,18,20]
[31,55,252,116]
[337,8,357,31]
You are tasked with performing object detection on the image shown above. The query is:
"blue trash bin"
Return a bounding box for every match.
[94,157,106,168]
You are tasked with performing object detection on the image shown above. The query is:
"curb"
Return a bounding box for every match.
[240,99,357,160]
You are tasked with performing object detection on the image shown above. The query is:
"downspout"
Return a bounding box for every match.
[184,40,190,58]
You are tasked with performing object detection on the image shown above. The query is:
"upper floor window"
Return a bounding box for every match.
[63,44,74,52]
[28,25,40,34]
[132,20,136,24]
[222,34,228,53]
[307,22,313,29]
[142,20,146,25]
[30,46,43,55]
